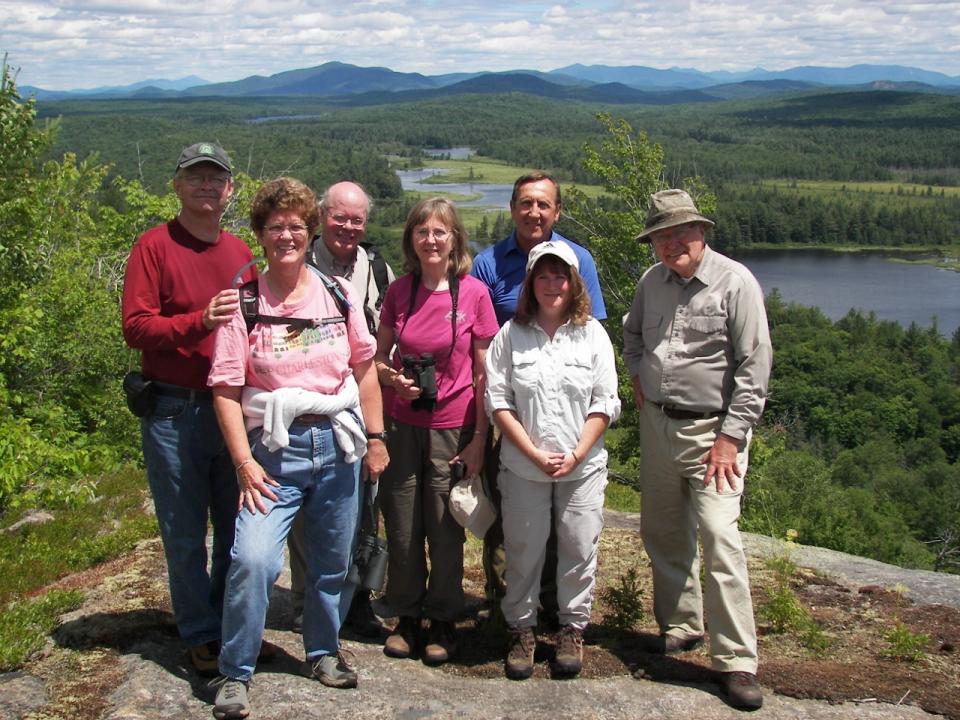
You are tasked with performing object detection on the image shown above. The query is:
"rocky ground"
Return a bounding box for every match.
[2,509,959,720]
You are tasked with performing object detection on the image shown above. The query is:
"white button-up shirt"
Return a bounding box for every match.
[485,317,621,483]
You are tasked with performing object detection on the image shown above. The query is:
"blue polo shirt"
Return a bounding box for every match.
[471,231,608,327]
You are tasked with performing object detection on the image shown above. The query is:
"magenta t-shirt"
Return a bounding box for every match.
[380,273,498,429]
[208,272,376,393]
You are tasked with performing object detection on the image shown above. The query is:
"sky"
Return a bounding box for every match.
[2,1,960,91]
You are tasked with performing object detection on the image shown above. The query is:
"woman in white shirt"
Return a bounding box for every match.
[485,240,620,680]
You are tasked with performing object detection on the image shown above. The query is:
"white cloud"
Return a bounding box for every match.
[1,0,958,89]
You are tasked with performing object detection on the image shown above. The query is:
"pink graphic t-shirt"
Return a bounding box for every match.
[208,272,376,393]
[380,273,498,429]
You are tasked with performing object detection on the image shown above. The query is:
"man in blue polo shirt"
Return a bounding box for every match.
[471,171,607,627]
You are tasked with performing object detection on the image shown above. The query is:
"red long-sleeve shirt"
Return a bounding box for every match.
[122,218,255,389]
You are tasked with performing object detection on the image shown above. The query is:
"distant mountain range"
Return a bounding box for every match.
[22,62,960,105]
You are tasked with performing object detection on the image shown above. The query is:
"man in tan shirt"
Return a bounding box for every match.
[623,189,772,711]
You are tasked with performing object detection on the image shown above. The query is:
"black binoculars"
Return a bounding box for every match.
[347,532,388,592]
[402,353,438,411]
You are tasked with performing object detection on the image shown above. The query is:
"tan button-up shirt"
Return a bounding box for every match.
[622,245,772,441]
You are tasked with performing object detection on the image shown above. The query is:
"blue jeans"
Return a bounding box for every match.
[219,420,360,682]
[141,392,238,647]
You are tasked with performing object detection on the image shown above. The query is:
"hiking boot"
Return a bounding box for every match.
[422,619,457,665]
[721,671,764,710]
[210,676,249,720]
[384,616,420,659]
[345,592,385,638]
[505,626,536,680]
[309,649,358,689]
[554,625,583,675]
[190,640,221,677]
[659,633,704,655]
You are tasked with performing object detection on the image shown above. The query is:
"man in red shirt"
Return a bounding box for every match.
[122,143,256,675]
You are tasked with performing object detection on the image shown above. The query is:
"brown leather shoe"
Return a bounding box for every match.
[384,616,419,659]
[553,625,583,675]
[505,626,536,680]
[422,619,457,665]
[721,671,763,710]
[659,633,704,655]
[188,640,220,677]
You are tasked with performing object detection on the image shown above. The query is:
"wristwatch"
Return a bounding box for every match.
[366,431,388,441]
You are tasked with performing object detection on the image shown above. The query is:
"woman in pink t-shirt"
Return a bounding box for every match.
[374,197,499,665]
[207,178,388,715]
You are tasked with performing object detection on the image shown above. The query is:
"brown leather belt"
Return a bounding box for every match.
[654,402,722,421]
[292,414,327,425]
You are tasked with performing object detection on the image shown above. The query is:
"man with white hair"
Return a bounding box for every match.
[623,189,772,711]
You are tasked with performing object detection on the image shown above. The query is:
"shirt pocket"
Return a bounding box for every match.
[687,314,727,335]
[511,347,540,394]
[561,350,593,401]
[684,313,728,355]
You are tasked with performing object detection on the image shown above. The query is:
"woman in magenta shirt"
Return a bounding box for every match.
[374,197,498,666]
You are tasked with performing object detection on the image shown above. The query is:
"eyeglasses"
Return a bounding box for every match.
[329,213,366,229]
[264,224,309,238]
[414,228,452,241]
[650,224,702,245]
[182,173,231,188]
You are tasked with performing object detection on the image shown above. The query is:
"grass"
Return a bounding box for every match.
[757,179,960,209]
[0,466,157,669]
[0,589,85,670]
[0,466,156,609]
[881,622,931,662]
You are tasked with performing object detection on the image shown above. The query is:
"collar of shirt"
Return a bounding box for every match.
[313,238,356,280]
[662,244,717,288]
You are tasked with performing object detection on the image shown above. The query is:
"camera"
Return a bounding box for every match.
[450,459,466,484]
[402,353,438,411]
[347,531,388,592]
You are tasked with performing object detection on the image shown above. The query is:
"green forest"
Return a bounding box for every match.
[1,61,959,635]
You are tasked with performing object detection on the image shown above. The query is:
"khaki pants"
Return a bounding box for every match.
[639,402,758,673]
[499,466,606,630]
[378,419,472,622]
[482,428,559,618]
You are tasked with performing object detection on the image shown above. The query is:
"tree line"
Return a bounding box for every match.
[6,69,959,573]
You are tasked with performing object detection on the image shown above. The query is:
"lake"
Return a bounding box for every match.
[394,157,959,337]
[730,248,960,337]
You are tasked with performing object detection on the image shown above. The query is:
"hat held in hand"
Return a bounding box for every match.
[449,475,496,538]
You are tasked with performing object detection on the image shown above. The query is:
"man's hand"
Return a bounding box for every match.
[631,375,645,410]
[203,288,240,330]
[701,432,742,493]
[363,439,389,482]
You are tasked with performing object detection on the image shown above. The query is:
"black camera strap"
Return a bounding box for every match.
[396,272,459,365]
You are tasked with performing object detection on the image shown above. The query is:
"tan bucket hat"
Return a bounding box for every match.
[636,189,714,241]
